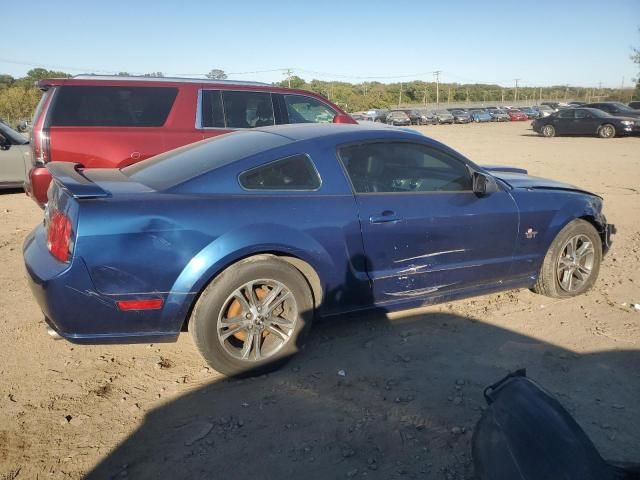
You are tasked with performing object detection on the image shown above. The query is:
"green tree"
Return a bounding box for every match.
[206,69,228,80]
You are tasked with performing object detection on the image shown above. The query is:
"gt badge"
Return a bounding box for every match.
[525,228,538,239]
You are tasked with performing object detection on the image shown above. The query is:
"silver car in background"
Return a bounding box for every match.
[0,120,29,190]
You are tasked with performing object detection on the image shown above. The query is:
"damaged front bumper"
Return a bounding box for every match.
[603,223,616,253]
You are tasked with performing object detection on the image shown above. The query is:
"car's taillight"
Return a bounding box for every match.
[47,211,73,262]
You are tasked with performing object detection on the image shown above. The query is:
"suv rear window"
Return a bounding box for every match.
[49,86,178,127]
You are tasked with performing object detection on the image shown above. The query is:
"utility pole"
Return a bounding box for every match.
[434,71,441,107]
[423,87,429,107]
[284,68,293,88]
[564,85,569,102]
[514,78,520,102]
[501,89,505,103]
[398,82,403,107]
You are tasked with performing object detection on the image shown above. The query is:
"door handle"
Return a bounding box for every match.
[369,211,403,224]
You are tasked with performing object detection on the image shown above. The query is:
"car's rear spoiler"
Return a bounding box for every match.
[47,162,110,199]
[482,165,528,175]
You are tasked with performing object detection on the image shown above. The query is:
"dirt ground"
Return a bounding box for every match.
[1,121,639,480]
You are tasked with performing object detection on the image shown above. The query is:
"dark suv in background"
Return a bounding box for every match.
[26,75,356,206]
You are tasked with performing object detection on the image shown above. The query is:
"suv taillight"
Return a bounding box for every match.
[31,88,54,166]
[47,211,73,262]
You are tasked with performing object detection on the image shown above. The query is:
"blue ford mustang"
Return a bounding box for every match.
[24,124,614,375]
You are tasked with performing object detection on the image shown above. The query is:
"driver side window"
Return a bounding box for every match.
[338,142,472,194]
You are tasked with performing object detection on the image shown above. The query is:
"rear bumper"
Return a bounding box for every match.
[24,166,51,207]
[23,226,179,344]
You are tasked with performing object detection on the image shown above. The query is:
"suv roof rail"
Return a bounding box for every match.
[71,75,270,86]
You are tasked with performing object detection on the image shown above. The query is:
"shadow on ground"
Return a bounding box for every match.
[86,310,639,480]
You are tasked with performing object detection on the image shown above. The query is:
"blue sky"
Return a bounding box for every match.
[2,0,639,88]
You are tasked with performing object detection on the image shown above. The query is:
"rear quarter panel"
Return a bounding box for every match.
[75,140,366,333]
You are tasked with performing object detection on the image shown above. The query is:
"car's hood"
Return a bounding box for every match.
[482,166,600,198]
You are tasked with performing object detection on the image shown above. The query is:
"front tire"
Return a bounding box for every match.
[189,256,314,376]
[541,124,555,137]
[598,123,615,139]
[532,219,602,298]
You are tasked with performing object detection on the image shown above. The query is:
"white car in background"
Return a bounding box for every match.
[0,120,29,190]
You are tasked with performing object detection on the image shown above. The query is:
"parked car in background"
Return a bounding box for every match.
[386,110,411,126]
[350,112,370,122]
[399,109,429,125]
[16,119,32,133]
[25,75,357,207]
[583,102,640,119]
[0,120,29,189]
[541,102,561,111]
[365,109,389,123]
[24,123,613,375]
[415,110,437,125]
[517,107,540,119]
[431,109,454,124]
[568,101,587,107]
[535,105,555,117]
[505,109,528,121]
[629,101,640,110]
[469,109,492,122]
[532,107,638,138]
[486,108,510,122]
[448,109,472,123]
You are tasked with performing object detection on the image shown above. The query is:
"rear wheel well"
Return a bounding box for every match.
[180,252,323,331]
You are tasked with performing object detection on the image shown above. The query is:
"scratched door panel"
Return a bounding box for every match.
[356,191,519,303]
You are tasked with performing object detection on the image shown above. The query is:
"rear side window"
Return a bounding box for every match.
[49,86,177,127]
[239,154,321,190]
[201,90,275,129]
[283,94,336,123]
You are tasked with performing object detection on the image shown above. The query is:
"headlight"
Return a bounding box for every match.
[621,120,634,125]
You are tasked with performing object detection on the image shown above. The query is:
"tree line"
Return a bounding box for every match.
[0,67,637,127]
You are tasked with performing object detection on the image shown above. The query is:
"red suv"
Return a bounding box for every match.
[26,75,356,206]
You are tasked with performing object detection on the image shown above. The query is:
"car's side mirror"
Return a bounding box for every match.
[333,114,355,124]
[473,172,499,195]
[0,133,10,151]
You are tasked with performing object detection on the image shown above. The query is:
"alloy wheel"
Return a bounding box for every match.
[556,234,595,292]
[217,279,297,362]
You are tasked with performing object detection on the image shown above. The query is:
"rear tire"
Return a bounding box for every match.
[598,123,615,139]
[541,124,555,137]
[189,256,314,376]
[532,219,602,298]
